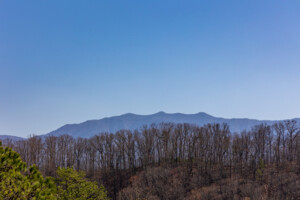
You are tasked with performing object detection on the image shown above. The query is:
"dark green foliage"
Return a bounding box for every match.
[55,167,109,200]
[0,141,57,199]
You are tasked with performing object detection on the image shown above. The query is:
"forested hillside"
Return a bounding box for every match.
[1,121,300,199]
[0,141,109,200]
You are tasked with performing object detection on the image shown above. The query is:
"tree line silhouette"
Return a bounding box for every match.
[2,120,300,199]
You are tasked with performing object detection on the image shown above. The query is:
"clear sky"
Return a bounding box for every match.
[1,0,300,137]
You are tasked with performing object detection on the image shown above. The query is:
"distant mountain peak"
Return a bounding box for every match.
[154,111,167,115]
[121,113,138,117]
[196,112,211,116]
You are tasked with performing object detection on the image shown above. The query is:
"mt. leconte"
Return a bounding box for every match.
[45,112,300,138]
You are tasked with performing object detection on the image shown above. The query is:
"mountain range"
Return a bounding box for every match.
[1,112,299,139]
[45,112,300,138]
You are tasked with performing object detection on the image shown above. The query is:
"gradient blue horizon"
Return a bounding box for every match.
[1,0,300,137]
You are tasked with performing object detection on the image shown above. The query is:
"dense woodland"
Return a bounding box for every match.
[2,121,300,199]
[0,141,109,200]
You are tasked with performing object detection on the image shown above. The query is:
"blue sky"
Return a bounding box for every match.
[1,0,300,137]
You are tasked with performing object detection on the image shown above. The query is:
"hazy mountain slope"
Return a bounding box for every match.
[45,112,300,138]
[0,135,25,142]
